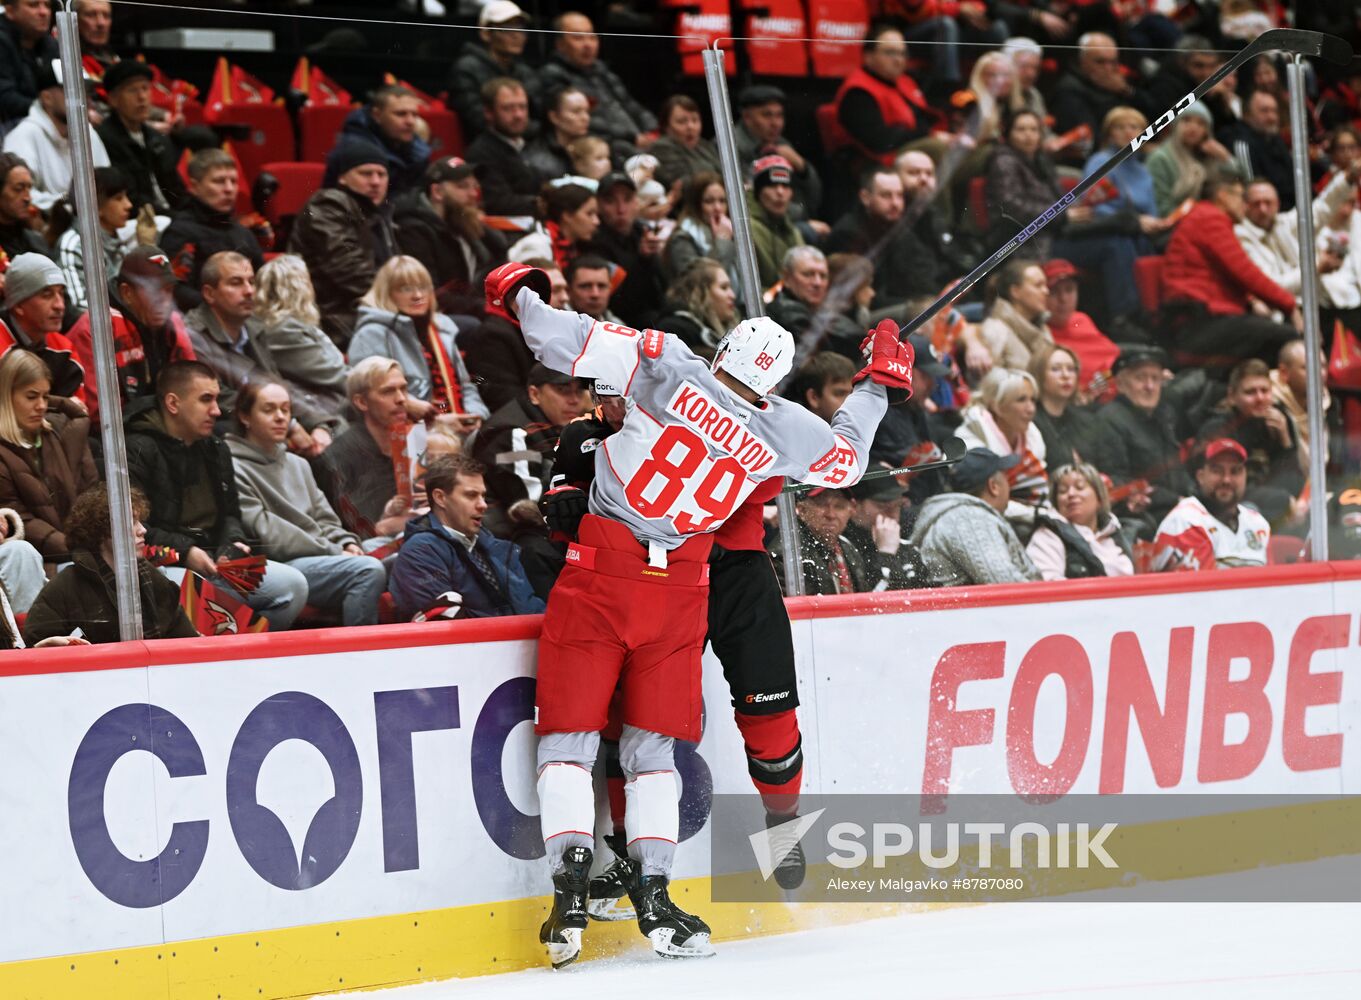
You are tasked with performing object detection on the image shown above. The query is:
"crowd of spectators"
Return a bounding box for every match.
[2,0,1361,647]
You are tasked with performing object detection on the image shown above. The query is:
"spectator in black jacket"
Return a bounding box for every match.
[1135,36,1221,126]
[124,360,308,630]
[524,85,590,186]
[868,333,953,506]
[448,1,540,136]
[735,84,823,234]
[538,11,656,156]
[0,0,58,129]
[395,155,507,317]
[1197,358,1305,528]
[896,149,975,281]
[287,138,396,348]
[0,152,49,262]
[336,86,431,198]
[586,172,664,326]
[95,60,185,215]
[846,474,924,591]
[1220,90,1295,212]
[470,361,589,536]
[1090,345,1191,539]
[767,246,863,359]
[1050,33,1135,165]
[161,149,264,312]
[465,77,538,217]
[22,484,198,645]
[826,166,937,306]
[769,487,875,596]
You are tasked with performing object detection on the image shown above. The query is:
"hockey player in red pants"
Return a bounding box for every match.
[484,262,911,968]
[544,392,808,920]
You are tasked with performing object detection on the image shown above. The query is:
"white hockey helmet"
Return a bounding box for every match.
[710,316,794,397]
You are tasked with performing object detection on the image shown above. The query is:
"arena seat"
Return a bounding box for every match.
[1133,256,1166,313]
[1268,536,1307,565]
[967,175,988,231]
[205,102,296,188]
[815,103,845,156]
[299,103,355,163]
[260,161,324,227]
[423,104,465,159]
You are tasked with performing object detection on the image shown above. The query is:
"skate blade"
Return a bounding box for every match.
[647,927,715,959]
[587,896,636,921]
[546,928,582,969]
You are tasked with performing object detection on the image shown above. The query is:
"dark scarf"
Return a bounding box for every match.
[408,311,465,416]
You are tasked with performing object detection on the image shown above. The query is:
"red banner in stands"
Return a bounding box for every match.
[662,0,736,76]
[739,0,808,76]
[290,57,351,107]
[809,0,869,78]
[205,57,275,110]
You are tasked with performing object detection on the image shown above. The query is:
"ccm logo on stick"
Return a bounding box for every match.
[921,616,1347,806]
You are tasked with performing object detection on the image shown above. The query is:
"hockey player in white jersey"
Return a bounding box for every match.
[483,263,912,967]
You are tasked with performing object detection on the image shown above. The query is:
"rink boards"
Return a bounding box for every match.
[0,562,1358,998]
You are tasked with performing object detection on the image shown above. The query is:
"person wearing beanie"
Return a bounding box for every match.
[747,154,804,288]
[0,151,49,263]
[0,253,85,402]
[337,85,432,198]
[1144,100,1231,218]
[287,138,397,348]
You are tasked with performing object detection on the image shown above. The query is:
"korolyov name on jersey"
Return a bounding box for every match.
[708,793,1361,903]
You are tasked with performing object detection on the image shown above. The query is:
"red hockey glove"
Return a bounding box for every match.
[853,319,914,402]
[539,484,589,540]
[485,262,552,318]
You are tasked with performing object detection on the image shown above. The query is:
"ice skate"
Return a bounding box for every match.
[628,874,716,959]
[766,812,807,890]
[588,834,639,921]
[540,846,592,969]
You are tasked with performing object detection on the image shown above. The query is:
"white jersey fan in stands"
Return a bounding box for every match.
[709,316,795,397]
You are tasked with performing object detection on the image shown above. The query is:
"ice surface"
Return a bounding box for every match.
[340,860,1361,1000]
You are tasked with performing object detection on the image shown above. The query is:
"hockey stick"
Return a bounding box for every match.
[782,437,967,495]
[899,28,1355,340]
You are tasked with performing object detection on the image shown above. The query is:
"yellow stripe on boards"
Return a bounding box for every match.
[0,877,916,1000]
[4,799,1356,999]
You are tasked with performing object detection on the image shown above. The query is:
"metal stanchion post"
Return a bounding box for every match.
[1286,55,1330,562]
[702,46,804,596]
[57,4,143,638]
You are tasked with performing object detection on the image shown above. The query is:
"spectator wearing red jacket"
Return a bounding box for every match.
[1161,168,1301,370]
[1042,258,1118,397]
[67,246,195,425]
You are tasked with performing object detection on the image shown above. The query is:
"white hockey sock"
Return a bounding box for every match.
[537,762,595,873]
[624,770,679,877]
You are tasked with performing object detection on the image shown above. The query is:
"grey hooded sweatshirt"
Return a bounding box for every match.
[226,434,359,560]
[909,492,1041,588]
[347,305,489,418]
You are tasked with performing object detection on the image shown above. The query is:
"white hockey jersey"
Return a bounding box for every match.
[515,288,887,549]
[1151,495,1270,572]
